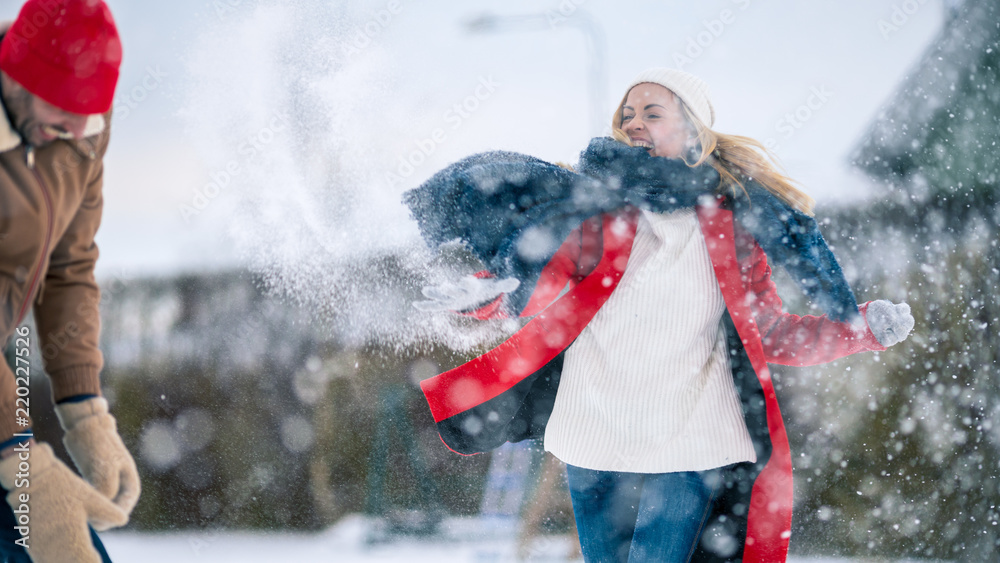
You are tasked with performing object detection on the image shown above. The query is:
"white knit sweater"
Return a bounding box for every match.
[543,208,757,473]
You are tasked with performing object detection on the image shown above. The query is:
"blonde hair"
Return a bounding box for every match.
[611,89,815,216]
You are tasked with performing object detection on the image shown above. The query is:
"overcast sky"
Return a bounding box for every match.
[0,0,944,277]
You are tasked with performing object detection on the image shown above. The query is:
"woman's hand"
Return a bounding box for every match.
[865,300,915,347]
[413,275,520,312]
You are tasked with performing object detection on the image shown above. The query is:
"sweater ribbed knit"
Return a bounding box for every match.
[544,209,757,473]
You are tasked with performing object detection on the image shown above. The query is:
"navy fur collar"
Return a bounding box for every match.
[404,137,859,322]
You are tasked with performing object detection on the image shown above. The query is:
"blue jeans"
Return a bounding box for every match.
[566,464,722,563]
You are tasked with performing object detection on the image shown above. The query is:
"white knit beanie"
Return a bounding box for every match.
[624,68,715,128]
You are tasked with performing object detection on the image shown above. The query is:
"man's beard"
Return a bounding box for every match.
[3,87,49,147]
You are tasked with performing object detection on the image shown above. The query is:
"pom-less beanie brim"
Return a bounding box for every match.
[624,68,715,128]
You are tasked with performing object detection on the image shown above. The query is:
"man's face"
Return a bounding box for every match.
[1,73,90,147]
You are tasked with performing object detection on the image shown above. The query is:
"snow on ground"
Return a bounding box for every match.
[100,514,949,562]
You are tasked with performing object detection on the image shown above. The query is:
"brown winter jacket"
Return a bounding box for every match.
[0,95,110,440]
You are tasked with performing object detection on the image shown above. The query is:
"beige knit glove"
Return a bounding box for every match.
[0,442,128,563]
[56,397,141,515]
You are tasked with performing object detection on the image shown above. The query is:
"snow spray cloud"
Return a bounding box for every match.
[180,0,514,351]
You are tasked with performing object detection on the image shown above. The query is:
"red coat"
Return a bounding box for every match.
[421,198,884,561]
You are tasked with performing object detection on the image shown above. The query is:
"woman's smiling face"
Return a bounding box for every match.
[620,83,691,159]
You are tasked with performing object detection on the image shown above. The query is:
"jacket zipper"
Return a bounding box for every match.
[15,146,54,326]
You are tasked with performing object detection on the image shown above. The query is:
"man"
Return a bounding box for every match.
[0,1,140,562]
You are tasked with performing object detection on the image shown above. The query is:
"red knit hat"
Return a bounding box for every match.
[0,0,122,115]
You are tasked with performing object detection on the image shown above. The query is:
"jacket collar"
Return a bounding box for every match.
[0,106,19,153]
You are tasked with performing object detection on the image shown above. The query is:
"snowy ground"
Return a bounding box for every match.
[100,514,947,562]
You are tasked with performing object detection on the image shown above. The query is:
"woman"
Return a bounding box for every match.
[404,68,913,562]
